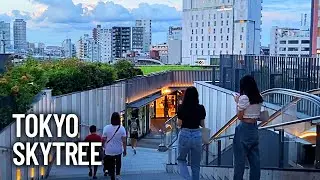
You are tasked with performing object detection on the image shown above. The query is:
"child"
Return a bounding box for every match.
[85,125,102,179]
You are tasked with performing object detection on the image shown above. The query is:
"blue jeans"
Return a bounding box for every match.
[233,122,260,180]
[177,128,202,180]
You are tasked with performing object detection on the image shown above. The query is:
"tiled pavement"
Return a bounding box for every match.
[48,147,176,179]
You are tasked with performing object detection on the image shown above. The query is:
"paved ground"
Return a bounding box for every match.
[48,147,171,179]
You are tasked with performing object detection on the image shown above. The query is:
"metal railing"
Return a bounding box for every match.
[160,115,179,150]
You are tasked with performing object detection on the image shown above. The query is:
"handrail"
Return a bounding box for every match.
[165,115,178,124]
[207,88,320,145]
[211,116,320,141]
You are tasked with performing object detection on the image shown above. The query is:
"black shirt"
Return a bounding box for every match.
[177,104,206,129]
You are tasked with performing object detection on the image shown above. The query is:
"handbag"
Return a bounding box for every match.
[202,127,211,144]
[259,110,269,122]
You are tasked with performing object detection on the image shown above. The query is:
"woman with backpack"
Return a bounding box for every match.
[128,109,140,154]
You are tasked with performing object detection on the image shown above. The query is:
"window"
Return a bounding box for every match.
[240,35,243,40]
[288,47,298,51]
[221,36,223,41]
[221,13,223,18]
[227,13,230,18]
[227,28,230,33]
[220,50,222,54]
[301,40,310,44]
[196,15,198,20]
[196,29,198,34]
[214,14,216,19]
[196,22,198,27]
[201,29,204,34]
[190,36,193,41]
[195,43,197,48]
[220,28,223,33]
[202,22,205,27]
[214,43,216,48]
[192,30,194,34]
[208,22,211,26]
[280,40,286,44]
[226,50,228,54]
[241,27,244,33]
[221,43,223,48]
[202,50,204,55]
[241,43,244,48]
[226,21,229,26]
[208,43,210,48]
[190,23,192,28]
[214,36,216,41]
[191,43,193,48]
[196,36,198,41]
[301,47,310,51]
[202,14,204,20]
[288,40,299,44]
[208,36,211,41]
[214,29,216,33]
[240,51,242,54]
[221,21,223,26]
[208,50,211,55]
[214,21,216,26]
[192,16,194,20]
[226,43,228,48]
[209,14,211,19]
[196,50,198,55]
[202,36,204,41]
[227,36,229,41]
[190,50,192,55]
[201,43,203,48]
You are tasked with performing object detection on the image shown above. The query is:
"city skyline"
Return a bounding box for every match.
[0,0,312,46]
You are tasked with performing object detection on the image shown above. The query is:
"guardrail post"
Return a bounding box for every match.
[205,144,209,165]
[315,124,320,169]
[218,140,222,166]
[279,129,284,168]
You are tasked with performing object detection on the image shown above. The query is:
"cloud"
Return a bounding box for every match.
[0,10,32,22]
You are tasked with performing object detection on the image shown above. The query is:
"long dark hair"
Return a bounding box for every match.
[181,86,200,109]
[111,112,121,126]
[240,75,263,104]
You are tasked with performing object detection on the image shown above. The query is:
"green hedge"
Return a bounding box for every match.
[0,59,142,129]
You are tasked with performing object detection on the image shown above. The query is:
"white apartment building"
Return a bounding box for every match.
[0,21,11,53]
[77,34,100,62]
[182,0,262,65]
[13,19,27,52]
[98,28,112,63]
[136,20,152,52]
[62,39,73,58]
[168,27,183,64]
[270,26,310,57]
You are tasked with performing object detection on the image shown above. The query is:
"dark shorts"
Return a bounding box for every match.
[130,132,138,139]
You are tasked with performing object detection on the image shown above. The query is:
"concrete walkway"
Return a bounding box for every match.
[48,147,173,179]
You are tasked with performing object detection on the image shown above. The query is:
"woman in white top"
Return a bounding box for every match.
[233,75,263,180]
[102,112,127,180]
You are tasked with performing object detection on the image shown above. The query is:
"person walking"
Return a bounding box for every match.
[84,125,103,179]
[128,109,140,154]
[176,86,206,180]
[102,112,127,180]
[233,75,263,180]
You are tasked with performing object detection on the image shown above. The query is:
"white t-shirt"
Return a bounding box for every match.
[102,125,127,156]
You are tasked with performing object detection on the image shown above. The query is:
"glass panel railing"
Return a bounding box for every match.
[161,115,179,149]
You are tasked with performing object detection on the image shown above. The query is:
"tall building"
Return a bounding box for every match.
[131,27,144,52]
[13,19,27,52]
[0,21,11,53]
[98,28,112,63]
[77,34,100,62]
[311,0,320,56]
[93,25,101,41]
[136,20,152,52]
[182,0,262,65]
[62,39,73,58]
[168,27,183,64]
[112,27,131,58]
[270,27,310,57]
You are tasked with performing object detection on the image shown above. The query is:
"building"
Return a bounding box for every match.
[77,34,100,62]
[72,44,76,57]
[0,21,11,53]
[62,39,73,58]
[168,27,183,64]
[270,27,310,57]
[182,0,262,65]
[151,43,168,64]
[131,27,144,52]
[13,19,27,52]
[98,28,112,63]
[93,25,101,41]
[112,27,131,58]
[136,20,152,52]
[261,46,270,55]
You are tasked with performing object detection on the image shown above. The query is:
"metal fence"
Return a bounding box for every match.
[217,55,320,117]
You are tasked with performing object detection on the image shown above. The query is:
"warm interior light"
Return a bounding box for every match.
[299,132,317,139]
[30,167,35,178]
[40,167,45,177]
[16,168,21,180]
